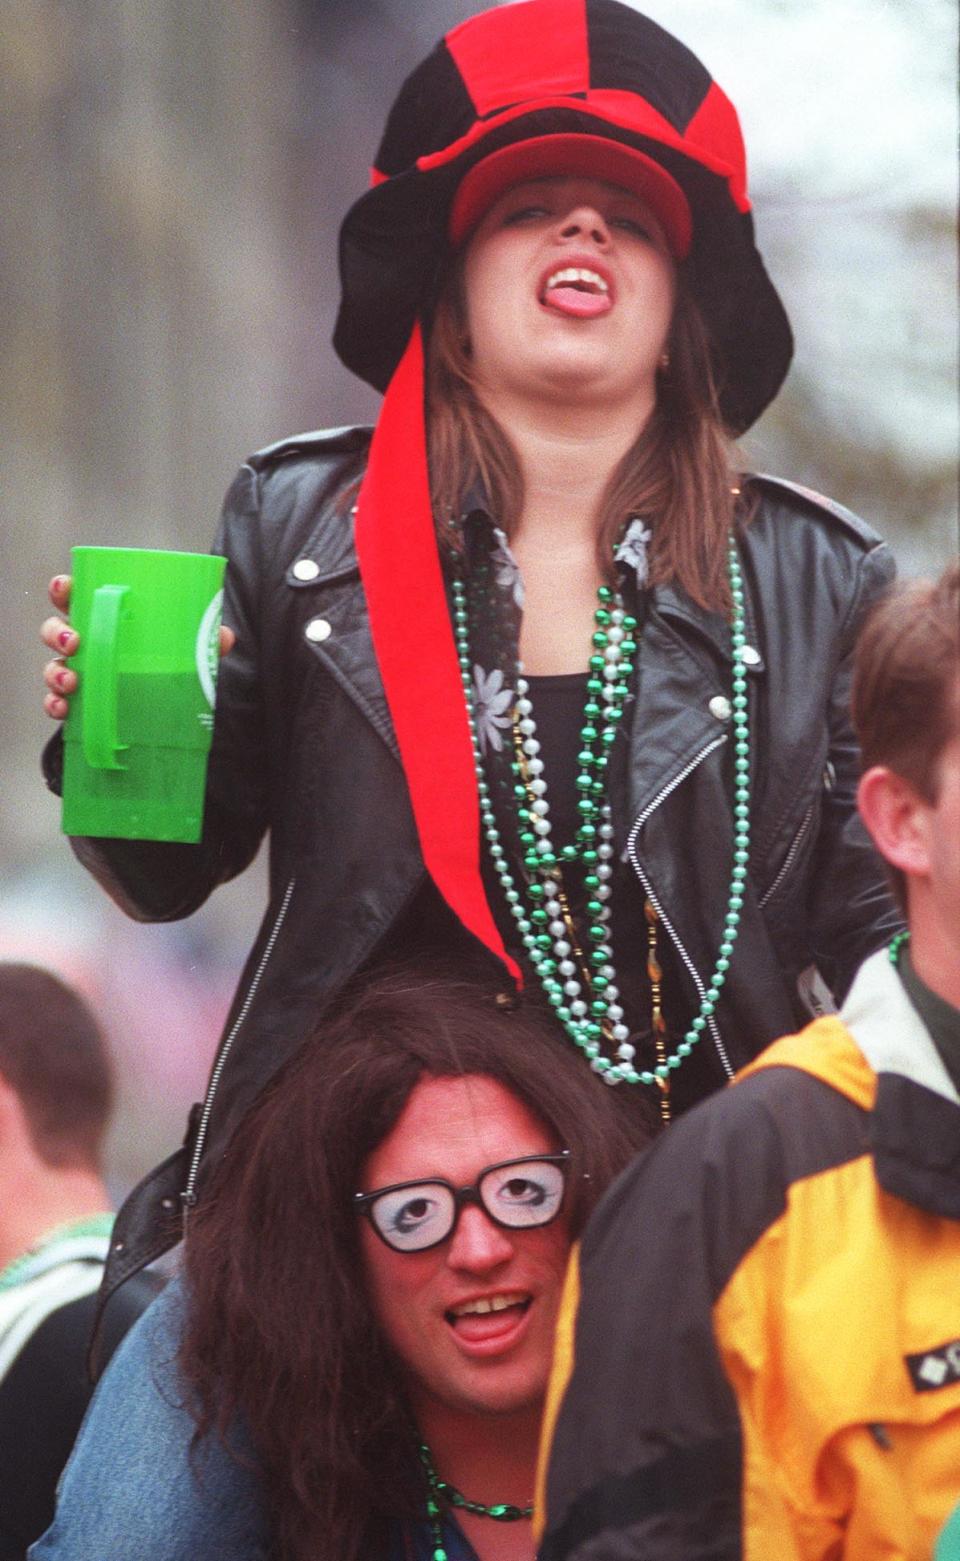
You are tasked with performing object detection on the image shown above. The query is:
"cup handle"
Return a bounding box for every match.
[82,584,130,770]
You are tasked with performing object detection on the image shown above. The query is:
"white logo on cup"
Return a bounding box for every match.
[196,590,224,709]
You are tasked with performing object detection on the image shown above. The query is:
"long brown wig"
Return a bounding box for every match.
[179,971,650,1561]
[426,260,740,613]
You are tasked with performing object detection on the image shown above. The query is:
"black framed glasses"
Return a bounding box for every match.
[354,1151,571,1253]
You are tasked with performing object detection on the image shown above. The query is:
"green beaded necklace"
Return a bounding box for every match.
[419,1442,532,1561]
[454,532,751,1090]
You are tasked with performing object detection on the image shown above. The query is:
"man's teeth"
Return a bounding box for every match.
[545,267,609,294]
[451,1292,527,1317]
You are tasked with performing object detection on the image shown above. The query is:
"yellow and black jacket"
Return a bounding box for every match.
[540,950,960,1560]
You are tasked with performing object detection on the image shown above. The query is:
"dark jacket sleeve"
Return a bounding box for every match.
[805,538,902,999]
[43,464,269,922]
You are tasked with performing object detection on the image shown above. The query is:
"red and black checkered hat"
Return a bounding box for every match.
[336,0,793,435]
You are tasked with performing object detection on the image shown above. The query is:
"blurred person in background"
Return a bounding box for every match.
[0,965,157,1561]
[32,974,649,1561]
[538,561,960,1561]
[40,0,898,1349]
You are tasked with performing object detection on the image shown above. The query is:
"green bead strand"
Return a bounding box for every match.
[452,527,751,1089]
[419,1441,532,1561]
[888,929,910,965]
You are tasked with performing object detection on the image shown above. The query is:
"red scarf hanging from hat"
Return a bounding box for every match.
[355,325,520,983]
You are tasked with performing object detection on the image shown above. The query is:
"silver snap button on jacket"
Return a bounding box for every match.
[305,617,332,643]
[293,558,320,581]
[709,695,732,721]
[739,644,761,666]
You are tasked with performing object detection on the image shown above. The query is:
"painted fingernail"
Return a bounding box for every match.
[58,630,74,649]
[51,576,67,594]
[56,669,69,690]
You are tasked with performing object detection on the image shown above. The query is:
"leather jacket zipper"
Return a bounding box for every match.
[758,802,814,909]
[626,736,735,1081]
[181,876,297,1215]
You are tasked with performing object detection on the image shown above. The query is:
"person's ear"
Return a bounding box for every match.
[857,766,931,879]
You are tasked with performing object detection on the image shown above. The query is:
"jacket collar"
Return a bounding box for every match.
[652,579,733,663]
[841,950,960,1107]
[842,950,960,1219]
[460,505,757,663]
[285,499,360,589]
[652,558,763,671]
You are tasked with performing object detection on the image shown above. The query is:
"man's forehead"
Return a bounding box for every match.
[362,1073,556,1187]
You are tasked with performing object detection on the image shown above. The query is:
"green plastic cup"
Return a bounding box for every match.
[61,546,226,842]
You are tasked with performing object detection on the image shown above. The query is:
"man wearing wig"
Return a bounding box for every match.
[38,0,899,1529]
[540,563,960,1560]
[34,976,648,1559]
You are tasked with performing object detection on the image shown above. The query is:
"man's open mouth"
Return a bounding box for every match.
[446,1290,531,1322]
[445,1291,533,1340]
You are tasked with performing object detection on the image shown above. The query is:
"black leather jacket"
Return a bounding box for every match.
[54,427,900,1297]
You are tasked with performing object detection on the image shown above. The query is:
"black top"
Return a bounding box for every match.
[0,1272,160,1559]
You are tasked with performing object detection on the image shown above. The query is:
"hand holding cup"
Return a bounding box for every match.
[48,548,234,842]
[42,574,235,722]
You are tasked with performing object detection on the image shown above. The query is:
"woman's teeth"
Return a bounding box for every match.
[541,267,613,316]
[543,267,609,297]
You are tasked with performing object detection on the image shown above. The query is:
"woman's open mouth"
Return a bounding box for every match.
[540,265,613,318]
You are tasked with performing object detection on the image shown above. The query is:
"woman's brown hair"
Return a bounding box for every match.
[180,971,651,1561]
[426,260,740,613]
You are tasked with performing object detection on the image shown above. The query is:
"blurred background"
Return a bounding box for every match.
[2,0,957,1201]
